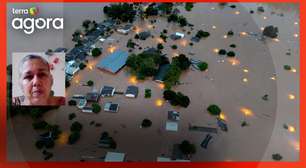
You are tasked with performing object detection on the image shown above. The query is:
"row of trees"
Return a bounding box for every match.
[163,90,190,108]
[103,3,136,23]
[167,14,188,27]
[126,50,168,79]
[68,121,83,144]
[163,54,191,89]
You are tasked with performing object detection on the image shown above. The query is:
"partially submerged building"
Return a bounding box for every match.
[104,102,119,113]
[117,24,133,34]
[154,64,170,83]
[125,85,138,98]
[86,92,100,102]
[96,50,129,73]
[104,152,125,162]
[100,86,115,97]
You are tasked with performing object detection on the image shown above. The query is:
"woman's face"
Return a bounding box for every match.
[19,58,53,105]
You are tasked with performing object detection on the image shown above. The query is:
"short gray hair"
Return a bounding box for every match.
[19,54,50,76]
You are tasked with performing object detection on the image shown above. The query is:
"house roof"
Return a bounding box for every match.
[104,102,119,112]
[166,121,178,131]
[86,92,100,102]
[168,111,180,121]
[125,85,138,97]
[97,50,129,73]
[100,86,115,96]
[104,152,125,162]
[139,31,151,40]
[154,64,170,82]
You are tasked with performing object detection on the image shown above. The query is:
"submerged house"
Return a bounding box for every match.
[117,24,133,34]
[96,50,129,73]
[100,86,115,97]
[153,64,170,83]
[125,85,139,98]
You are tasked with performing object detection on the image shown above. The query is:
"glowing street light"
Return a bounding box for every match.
[243,69,249,73]
[291,68,297,73]
[242,78,248,83]
[219,112,227,121]
[158,83,165,89]
[56,132,69,145]
[240,32,247,36]
[288,94,295,100]
[288,125,296,133]
[294,33,299,38]
[235,11,240,15]
[213,48,219,53]
[270,76,276,80]
[212,25,217,29]
[129,76,138,85]
[273,38,280,42]
[240,107,253,117]
[155,99,164,107]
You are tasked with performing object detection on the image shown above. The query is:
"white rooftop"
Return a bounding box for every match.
[166,121,178,132]
[104,152,125,162]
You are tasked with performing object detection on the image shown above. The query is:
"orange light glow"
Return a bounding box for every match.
[288,94,295,100]
[134,26,141,34]
[146,24,153,29]
[294,34,299,38]
[223,35,228,39]
[213,48,219,53]
[243,69,249,73]
[108,45,116,53]
[242,78,248,83]
[270,76,276,80]
[228,58,240,66]
[129,76,138,85]
[155,99,164,107]
[263,16,267,20]
[156,37,164,44]
[56,132,69,145]
[235,11,240,15]
[240,107,253,117]
[240,32,247,36]
[158,83,165,89]
[219,112,227,121]
[291,68,297,73]
[273,38,280,42]
[288,125,296,133]
[180,39,188,47]
[290,140,300,151]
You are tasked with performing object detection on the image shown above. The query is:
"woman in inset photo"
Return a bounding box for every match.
[13,54,65,106]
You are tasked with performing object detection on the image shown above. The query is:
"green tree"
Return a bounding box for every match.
[198,62,208,71]
[163,90,176,100]
[157,43,164,50]
[68,131,80,144]
[141,119,152,128]
[185,3,194,11]
[171,45,178,49]
[79,62,86,70]
[68,100,77,106]
[218,49,227,55]
[87,80,94,86]
[172,54,191,70]
[92,103,101,113]
[179,140,196,155]
[196,30,210,39]
[227,51,236,57]
[207,104,222,116]
[103,3,136,22]
[70,121,83,132]
[92,48,102,57]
